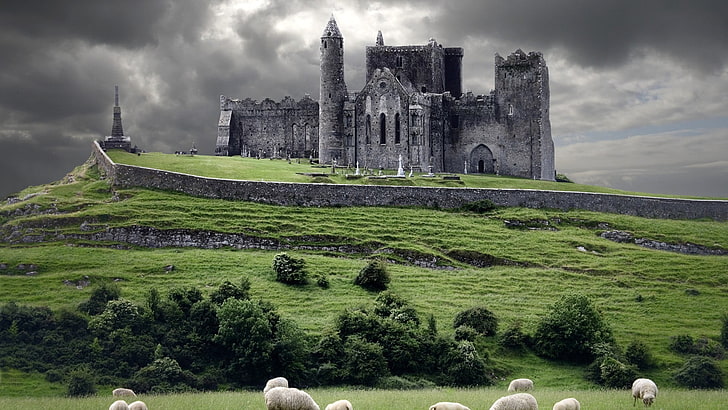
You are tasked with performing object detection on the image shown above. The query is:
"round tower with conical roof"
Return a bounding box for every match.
[318,15,347,164]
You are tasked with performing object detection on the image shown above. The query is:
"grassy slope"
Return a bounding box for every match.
[1,156,727,395]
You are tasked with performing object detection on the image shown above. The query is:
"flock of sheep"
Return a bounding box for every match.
[108,376,658,409]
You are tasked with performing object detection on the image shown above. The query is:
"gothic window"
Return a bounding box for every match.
[365,115,371,144]
[379,113,386,144]
[323,40,327,49]
[396,55,403,68]
[395,113,401,144]
[345,112,352,128]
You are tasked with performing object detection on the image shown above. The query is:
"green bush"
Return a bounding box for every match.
[673,355,724,388]
[720,312,728,349]
[443,341,493,387]
[593,357,637,388]
[272,253,308,285]
[454,325,479,342]
[343,335,389,386]
[130,357,197,393]
[670,334,695,354]
[210,278,250,304]
[453,306,498,336]
[624,339,654,370]
[533,294,614,363]
[78,282,121,315]
[497,321,530,350]
[354,259,390,291]
[66,365,96,397]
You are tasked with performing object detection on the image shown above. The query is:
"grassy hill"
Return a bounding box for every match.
[1,154,727,396]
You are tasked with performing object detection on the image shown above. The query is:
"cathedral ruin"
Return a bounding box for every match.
[215,16,555,180]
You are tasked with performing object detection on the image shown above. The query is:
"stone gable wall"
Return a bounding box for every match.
[92,142,728,220]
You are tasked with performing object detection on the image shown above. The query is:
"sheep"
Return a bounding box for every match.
[264,377,290,394]
[489,393,538,410]
[113,388,137,397]
[265,386,320,410]
[129,401,148,410]
[632,378,658,407]
[109,400,129,410]
[507,378,534,392]
[325,399,353,410]
[553,397,580,410]
[429,401,470,410]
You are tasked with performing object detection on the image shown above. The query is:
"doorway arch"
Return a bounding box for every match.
[470,144,495,174]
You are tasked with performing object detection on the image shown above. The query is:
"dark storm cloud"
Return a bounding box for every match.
[434,0,728,71]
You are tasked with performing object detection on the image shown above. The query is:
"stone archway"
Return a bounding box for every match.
[470,144,495,174]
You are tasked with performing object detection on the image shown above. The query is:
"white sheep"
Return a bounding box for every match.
[264,377,290,394]
[553,397,580,410]
[489,393,538,410]
[129,401,148,410]
[113,388,137,397]
[429,401,470,410]
[109,400,129,410]
[325,399,353,410]
[632,378,658,407]
[507,378,534,392]
[265,386,320,410]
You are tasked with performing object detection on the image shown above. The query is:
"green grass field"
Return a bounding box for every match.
[1,154,727,399]
[0,387,726,410]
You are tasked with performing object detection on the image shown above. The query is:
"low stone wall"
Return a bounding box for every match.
[92,141,728,220]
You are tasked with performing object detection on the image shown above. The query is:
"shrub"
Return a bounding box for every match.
[272,253,308,285]
[130,357,197,393]
[453,306,498,336]
[66,365,96,397]
[342,335,389,386]
[693,336,725,359]
[721,312,728,349]
[669,334,695,354]
[533,294,614,362]
[625,339,654,370]
[315,274,330,288]
[354,259,390,291]
[595,357,637,388]
[498,321,530,350]
[376,375,436,390]
[78,282,121,315]
[673,355,724,388]
[454,325,479,342]
[443,341,493,387]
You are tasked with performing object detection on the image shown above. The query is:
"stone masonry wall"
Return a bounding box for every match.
[92,142,728,221]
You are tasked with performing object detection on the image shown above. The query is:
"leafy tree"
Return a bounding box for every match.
[168,286,204,315]
[210,278,251,305]
[78,282,121,315]
[342,335,389,386]
[442,340,492,387]
[673,355,724,388]
[214,299,273,384]
[374,291,420,326]
[88,299,144,336]
[533,294,614,362]
[272,253,308,285]
[453,306,498,337]
[354,258,390,291]
[586,356,637,388]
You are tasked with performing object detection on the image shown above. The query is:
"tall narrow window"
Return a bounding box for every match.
[396,55,403,68]
[365,115,371,144]
[323,40,327,49]
[508,104,514,116]
[379,113,386,144]
[394,113,401,144]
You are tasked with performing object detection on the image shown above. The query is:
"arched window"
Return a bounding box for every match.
[323,40,327,49]
[394,113,401,144]
[379,113,386,144]
[396,55,403,67]
[365,115,371,144]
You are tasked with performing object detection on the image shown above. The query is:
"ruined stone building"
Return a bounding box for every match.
[216,16,555,180]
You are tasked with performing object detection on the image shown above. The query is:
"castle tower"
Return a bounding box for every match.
[318,15,347,164]
[494,50,555,180]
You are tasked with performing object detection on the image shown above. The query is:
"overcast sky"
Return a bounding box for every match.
[1,0,727,198]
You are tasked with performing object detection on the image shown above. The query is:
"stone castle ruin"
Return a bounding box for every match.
[216,16,555,180]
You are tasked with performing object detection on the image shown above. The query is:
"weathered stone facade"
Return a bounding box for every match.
[217,16,555,180]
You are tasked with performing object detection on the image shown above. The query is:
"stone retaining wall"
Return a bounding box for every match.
[92,141,728,220]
